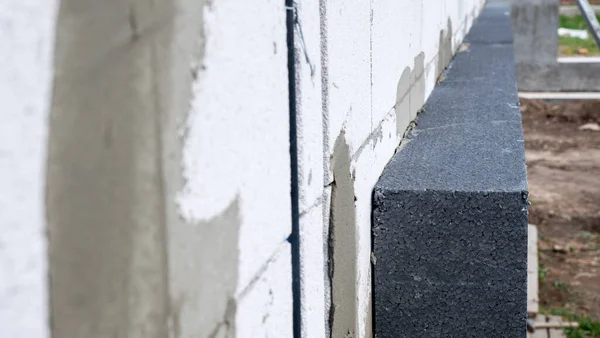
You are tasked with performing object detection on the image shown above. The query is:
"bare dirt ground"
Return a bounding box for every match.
[521,98,600,320]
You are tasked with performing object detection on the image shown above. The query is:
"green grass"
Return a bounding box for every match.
[559,15,600,55]
[543,307,600,338]
[553,280,570,293]
[559,36,600,54]
[560,14,600,30]
[539,263,549,283]
[577,231,597,240]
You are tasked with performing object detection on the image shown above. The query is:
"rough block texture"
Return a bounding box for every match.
[464,2,513,44]
[372,3,528,338]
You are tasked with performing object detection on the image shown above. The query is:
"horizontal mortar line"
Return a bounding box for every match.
[299,196,324,218]
[351,60,435,162]
[415,119,520,132]
[351,104,396,162]
[370,28,463,121]
[395,72,426,103]
[350,35,480,163]
[393,39,469,105]
[236,239,290,301]
[351,74,431,161]
[453,16,473,43]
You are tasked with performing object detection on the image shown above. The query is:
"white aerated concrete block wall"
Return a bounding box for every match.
[293,1,327,337]
[294,0,487,337]
[179,0,293,336]
[0,0,485,336]
[0,1,57,337]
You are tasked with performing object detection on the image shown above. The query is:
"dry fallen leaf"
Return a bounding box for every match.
[578,48,590,55]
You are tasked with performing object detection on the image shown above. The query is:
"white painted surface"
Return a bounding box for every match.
[371,0,423,124]
[296,0,324,215]
[323,0,372,164]
[0,1,56,337]
[236,243,293,338]
[180,0,291,293]
[293,1,328,337]
[179,0,293,335]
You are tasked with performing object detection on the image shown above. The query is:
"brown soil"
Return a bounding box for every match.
[521,98,600,319]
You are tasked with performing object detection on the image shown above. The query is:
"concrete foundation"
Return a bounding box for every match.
[372,3,528,337]
[510,0,600,91]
